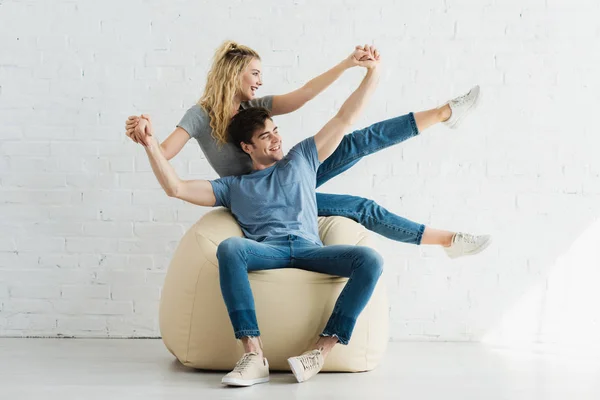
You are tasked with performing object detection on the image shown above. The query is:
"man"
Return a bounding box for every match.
[137,49,384,386]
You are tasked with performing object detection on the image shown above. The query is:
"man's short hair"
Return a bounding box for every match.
[227,107,272,151]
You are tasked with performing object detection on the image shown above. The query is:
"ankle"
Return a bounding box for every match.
[438,104,452,123]
[443,233,455,248]
[314,337,338,358]
[319,346,332,359]
[242,336,263,357]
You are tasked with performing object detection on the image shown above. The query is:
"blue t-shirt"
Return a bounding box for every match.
[210,137,322,245]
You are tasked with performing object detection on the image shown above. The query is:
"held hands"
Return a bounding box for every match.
[124,114,153,147]
[346,44,381,70]
[125,46,381,146]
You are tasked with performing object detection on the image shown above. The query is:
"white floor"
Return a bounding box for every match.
[1,339,600,400]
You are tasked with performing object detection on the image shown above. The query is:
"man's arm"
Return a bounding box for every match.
[141,118,216,207]
[271,46,376,116]
[313,62,380,162]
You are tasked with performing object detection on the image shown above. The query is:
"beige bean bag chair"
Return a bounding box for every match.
[159,208,389,372]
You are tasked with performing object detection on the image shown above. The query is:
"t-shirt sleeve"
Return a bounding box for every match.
[288,137,321,173]
[242,95,274,111]
[176,106,207,139]
[209,177,233,208]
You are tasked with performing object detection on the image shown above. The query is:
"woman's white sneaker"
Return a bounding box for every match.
[444,232,492,259]
[443,85,481,129]
[221,352,270,387]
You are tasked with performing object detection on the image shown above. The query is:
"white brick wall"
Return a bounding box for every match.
[1,0,599,345]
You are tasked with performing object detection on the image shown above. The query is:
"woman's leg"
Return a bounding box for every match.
[414,104,451,132]
[314,110,453,247]
[316,85,482,186]
[314,86,484,249]
[316,112,419,187]
[317,193,424,244]
[316,193,455,246]
[316,106,450,187]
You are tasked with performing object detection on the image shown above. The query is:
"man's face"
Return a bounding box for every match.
[241,118,283,166]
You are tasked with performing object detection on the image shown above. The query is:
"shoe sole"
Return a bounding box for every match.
[221,376,269,387]
[287,357,306,383]
[447,236,493,259]
[448,86,482,130]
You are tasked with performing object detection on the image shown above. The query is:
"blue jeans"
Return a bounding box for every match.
[216,235,384,345]
[316,112,425,244]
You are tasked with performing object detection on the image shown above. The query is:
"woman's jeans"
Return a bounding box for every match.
[217,235,384,345]
[316,112,425,245]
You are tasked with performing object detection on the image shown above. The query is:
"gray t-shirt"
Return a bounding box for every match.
[210,137,322,245]
[176,96,274,178]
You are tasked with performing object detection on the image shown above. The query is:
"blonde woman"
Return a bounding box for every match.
[125,41,491,258]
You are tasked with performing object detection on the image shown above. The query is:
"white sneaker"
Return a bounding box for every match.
[443,85,481,129]
[287,349,324,383]
[221,352,269,387]
[444,232,492,259]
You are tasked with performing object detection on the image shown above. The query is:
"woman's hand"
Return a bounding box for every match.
[125,114,153,146]
[354,44,380,69]
[345,44,380,69]
[125,115,141,144]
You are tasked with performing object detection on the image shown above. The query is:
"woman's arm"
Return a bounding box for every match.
[125,115,190,160]
[271,46,376,116]
[158,127,190,160]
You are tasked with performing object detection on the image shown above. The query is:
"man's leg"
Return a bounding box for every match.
[286,242,385,382]
[216,237,291,387]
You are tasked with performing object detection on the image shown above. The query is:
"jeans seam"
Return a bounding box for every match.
[235,329,260,338]
[408,111,419,136]
[292,252,359,264]
[331,291,347,316]
[321,313,352,345]
[415,223,425,245]
[317,143,391,181]
[246,249,289,260]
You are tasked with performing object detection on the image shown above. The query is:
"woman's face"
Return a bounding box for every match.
[238,58,263,101]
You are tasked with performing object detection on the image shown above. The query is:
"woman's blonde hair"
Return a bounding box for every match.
[199,40,261,145]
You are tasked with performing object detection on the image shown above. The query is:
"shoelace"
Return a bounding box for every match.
[456,233,477,244]
[298,351,321,371]
[232,353,255,373]
[452,90,472,106]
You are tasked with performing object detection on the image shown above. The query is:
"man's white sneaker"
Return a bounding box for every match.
[443,85,481,129]
[221,352,269,387]
[444,232,492,259]
[287,349,324,383]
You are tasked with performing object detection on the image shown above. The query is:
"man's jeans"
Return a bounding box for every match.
[316,112,425,244]
[216,235,384,345]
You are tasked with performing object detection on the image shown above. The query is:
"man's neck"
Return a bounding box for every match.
[252,160,277,171]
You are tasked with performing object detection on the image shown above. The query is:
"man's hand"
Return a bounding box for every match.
[314,51,380,162]
[354,44,380,69]
[344,44,381,69]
